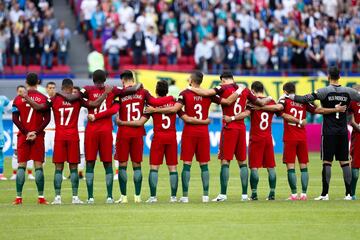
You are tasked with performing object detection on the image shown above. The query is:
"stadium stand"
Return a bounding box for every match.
[70,0,360,75]
[0,0,72,76]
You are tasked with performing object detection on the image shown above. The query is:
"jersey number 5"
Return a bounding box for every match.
[161,114,171,129]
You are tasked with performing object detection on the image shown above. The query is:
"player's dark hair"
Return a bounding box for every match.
[251,81,264,93]
[191,71,203,85]
[156,80,169,97]
[62,78,73,89]
[26,73,39,86]
[16,85,25,91]
[220,71,234,80]
[328,66,340,80]
[73,86,81,92]
[283,82,296,94]
[120,70,134,82]
[46,81,56,88]
[92,69,107,83]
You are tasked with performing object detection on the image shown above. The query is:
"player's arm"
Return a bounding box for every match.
[89,102,120,122]
[350,114,360,132]
[349,88,360,102]
[281,113,307,127]
[116,115,149,127]
[115,83,143,97]
[34,110,51,134]
[288,89,328,103]
[253,103,284,112]
[314,103,346,115]
[144,90,175,107]
[12,105,28,135]
[188,86,217,97]
[145,102,183,114]
[180,114,211,125]
[223,109,251,123]
[20,91,50,111]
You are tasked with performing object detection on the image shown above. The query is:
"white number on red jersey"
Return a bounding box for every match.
[259,112,269,130]
[161,114,170,129]
[126,102,141,121]
[194,104,203,119]
[289,108,303,127]
[234,98,242,115]
[94,100,107,114]
[59,107,74,126]
[25,103,34,123]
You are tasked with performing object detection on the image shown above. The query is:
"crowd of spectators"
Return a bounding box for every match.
[78,0,360,74]
[0,0,71,71]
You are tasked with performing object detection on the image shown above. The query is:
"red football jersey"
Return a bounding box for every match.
[249,98,276,141]
[214,83,257,130]
[13,90,48,134]
[51,95,81,141]
[279,98,316,141]
[81,85,117,131]
[349,101,360,137]
[152,97,176,136]
[178,89,220,136]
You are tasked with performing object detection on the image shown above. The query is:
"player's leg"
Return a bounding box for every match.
[103,161,114,203]
[78,132,85,179]
[68,140,82,204]
[99,131,114,203]
[52,163,64,205]
[264,139,276,200]
[166,138,178,202]
[249,167,259,200]
[179,135,195,202]
[248,139,264,200]
[350,137,360,199]
[298,141,309,200]
[11,150,18,180]
[168,165,178,202]
[336,135,352,200]
[31,135,47,204]
[213,129,236,201]
[283,141,297,200]
[315,135,334,200]
[236,129,248,200]
[147,137,164,203]
[115,136,130,203]
[84,129,98,203]
[195,135,210,202]
[130,137,144,203]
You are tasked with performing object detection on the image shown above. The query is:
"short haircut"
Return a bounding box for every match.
[328,66,340,80]
[46,81,56,88]
[251,81,264,93]
[16,85,25,91]
[120,70,134,81]
[220,71,234,80]
[92,69,107,83]
[62,78,73,89]
[156,80,169,97]
[191,71,203,85]
[73,86,81,92]
[26,72,39,86]
[283,82,296,94]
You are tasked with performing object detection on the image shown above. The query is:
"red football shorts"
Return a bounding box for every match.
[249,136,275,168]
[218,128,246,161]
[351,134,360,168]
[283,141,309,164]
[53,140,80,164]
[150,134,178,166]
[17,133,45,163]
[181,134,210,163]
[115,136,143,163]
[85,129,113,162]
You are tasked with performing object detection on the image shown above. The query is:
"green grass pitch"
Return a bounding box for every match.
[0,153,360,240]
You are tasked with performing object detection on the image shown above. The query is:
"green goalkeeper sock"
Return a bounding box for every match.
[239,164,248,195]
[148,169,158,197]
[105,167,113,198]
[268,168,276,196]
[301,168,309,194]
[70,169,79,196]
[54,169,63,196]
[200,164,209,196]
[35,168,44,196]
[85,165,94,199]
[181,164,191,197]
[118,166,127,195]
[169,172,178,197]
[250,169,259,195]
[351,168,359,196]
[133,167,142,196]
[220,164,229,195]
[287,169,297,194]
[16,167,26,197]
